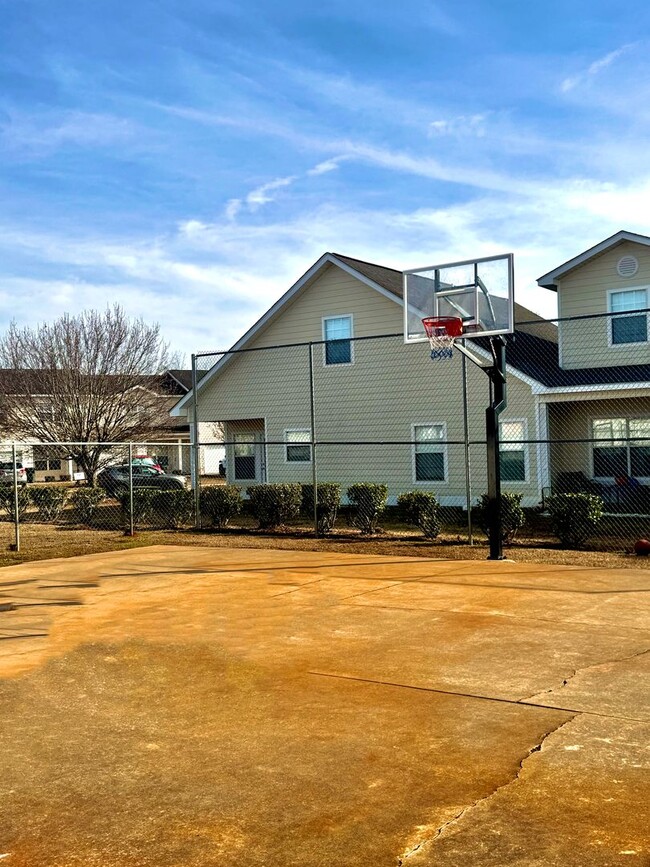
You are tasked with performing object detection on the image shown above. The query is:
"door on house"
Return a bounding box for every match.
[233,432,266,483]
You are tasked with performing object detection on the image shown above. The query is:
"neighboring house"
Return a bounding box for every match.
[536,230,650,505]
[171,230,650,510]
[0,369,210,481]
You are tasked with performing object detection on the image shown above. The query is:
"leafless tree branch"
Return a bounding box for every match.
[0,306,178,483]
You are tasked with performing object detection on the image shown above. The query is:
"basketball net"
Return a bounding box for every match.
[422,317,464,361]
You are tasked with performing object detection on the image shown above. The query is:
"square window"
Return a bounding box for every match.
[612,315,647,344]
[609,289,648,345]
[592,418,631,478]
[499,420,527,482]
[414,424,445,482]
[324,316,352,365]
[233,434,256,479]
[285,430,311,463]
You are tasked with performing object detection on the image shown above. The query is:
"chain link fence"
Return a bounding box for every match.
[1,308,649,558]
[188,307,650,554]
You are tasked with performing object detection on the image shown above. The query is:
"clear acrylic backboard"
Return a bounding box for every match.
[403,253,514,342]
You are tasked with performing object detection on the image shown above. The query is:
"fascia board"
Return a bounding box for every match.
[535,381,650,399]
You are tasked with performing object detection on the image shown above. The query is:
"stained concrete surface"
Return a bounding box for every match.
[0,545,648,866]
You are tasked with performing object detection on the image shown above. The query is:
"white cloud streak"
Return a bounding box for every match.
[0,110,137,155]
[429,113,488,138]
[561,43,637,92]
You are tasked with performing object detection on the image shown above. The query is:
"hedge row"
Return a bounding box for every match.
[0,484,105,524]
[0,483,608,548]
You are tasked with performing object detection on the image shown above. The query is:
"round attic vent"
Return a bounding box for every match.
[617,255,639,278]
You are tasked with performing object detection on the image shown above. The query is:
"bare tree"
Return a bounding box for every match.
[0,306,179,484]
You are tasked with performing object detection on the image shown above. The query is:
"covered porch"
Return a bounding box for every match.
[543,391,650,514]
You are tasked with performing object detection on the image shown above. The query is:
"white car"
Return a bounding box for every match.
[0,461,28,486]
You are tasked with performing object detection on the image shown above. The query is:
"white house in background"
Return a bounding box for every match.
[0,368,223,481]
[171,230,650,511]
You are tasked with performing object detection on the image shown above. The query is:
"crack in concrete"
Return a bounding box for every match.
[521,646,650,702]
[396,715,577,865]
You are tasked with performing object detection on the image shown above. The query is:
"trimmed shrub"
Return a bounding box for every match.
[30,485,69,522]
[151,489,194,529]
[301,483,341,534]
[248,483,302,530]
[347,483,388,535]
[200,485,242,529]
[474,492,525,544]
[119,487,157,528]
[546,492,603,548]
[70,486,105,525]
[397,490,441,539]
[0,484,31,522]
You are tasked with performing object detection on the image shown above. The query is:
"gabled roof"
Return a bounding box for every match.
[332,254,405,298]
[166,369,208,392]
[537,230,650,290]
[172,252,406,414]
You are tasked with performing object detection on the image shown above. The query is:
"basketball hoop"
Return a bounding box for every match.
[422,316,464,360]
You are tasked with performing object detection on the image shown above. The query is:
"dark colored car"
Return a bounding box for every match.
[97,464,186,497]
[0,461,28,487]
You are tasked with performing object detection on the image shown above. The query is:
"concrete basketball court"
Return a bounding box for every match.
[0,545,648,866]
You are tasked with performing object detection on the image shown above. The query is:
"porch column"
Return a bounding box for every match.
[536,398,552,497]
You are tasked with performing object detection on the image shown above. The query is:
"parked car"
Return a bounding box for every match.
[97,464,186,497]
[0,461,28,487]
[132,455,163,471]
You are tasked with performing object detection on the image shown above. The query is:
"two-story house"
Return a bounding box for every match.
[171,230,650,511]
[536,231,650,507]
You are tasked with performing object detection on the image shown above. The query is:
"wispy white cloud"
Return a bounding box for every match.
[306,157,346,176]
[561,43,637,92]
[7,167,650,353]
[0,110,137,155]
[428,113,488,138]
[245,175,297,209]
[224,158,347,221]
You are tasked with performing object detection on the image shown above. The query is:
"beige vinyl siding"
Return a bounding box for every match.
[247,262,400,347]
[558,241,650,369]
[198,264,542,505]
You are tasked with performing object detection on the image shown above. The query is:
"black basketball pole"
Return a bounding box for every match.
[485,337,507,559]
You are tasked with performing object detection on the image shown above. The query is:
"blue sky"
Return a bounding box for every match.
[1,0,650,356]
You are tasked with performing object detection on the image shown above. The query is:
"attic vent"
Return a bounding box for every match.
[617,255,639,278]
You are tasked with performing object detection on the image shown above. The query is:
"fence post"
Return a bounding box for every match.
[308,343,319,534]
[191,354,201,529]
[11,442,20,552]
[127,442,134,537]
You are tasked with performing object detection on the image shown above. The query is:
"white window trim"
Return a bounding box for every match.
[322,314,355,367]
[499,417,529,485]
[606,286,650,348]
[411,422,448,485]
[284,428,312,464]
[590,415,650,483]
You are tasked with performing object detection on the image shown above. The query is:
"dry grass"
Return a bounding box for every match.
[0,519,648,571]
